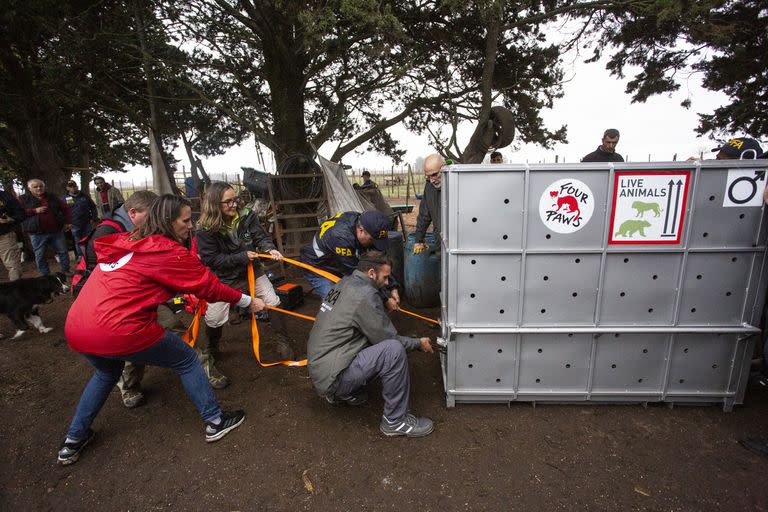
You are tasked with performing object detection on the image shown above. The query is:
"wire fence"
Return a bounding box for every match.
[101,168,427,202]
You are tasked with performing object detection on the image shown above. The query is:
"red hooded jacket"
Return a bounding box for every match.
[66,232,242,356]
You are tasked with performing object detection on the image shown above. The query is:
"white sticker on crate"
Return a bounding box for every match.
[609,171,690,244]
[538,178,594,233]
[723,169,766,207]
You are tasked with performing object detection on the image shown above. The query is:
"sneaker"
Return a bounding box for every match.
[380,413,434,438]
[325,389,368,406]
[57,429,95,465]
[121,390,145,408]
[741,437,768,457]
[205,410,245,442]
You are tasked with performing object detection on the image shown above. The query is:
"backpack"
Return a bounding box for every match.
[71,219,125,298]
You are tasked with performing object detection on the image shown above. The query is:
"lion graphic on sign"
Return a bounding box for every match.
[631,201,662,218]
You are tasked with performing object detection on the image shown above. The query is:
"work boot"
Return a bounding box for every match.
[380,413,434,438]
[208,367,230,390]
[121,389,145,408]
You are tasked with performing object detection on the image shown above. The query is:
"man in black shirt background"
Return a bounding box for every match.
[581,128,624,163]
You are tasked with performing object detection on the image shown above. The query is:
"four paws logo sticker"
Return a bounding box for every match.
[539,179,594,234]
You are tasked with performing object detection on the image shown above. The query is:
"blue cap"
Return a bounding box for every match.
[360,210,389,251]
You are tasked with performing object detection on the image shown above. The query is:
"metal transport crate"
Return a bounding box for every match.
[439,160,768,411]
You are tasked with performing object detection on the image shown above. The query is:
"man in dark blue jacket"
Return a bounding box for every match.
[65,180,98,259]
[0,188,25,280]
[300,210,394,300]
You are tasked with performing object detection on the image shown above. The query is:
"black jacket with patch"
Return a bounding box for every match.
[195,211,276,288]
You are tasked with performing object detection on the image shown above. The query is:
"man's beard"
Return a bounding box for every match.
[432,181,441,190]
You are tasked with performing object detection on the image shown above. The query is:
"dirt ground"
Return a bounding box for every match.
[3,252,768,512]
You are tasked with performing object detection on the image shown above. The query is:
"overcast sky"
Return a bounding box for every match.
[103,52,744,184]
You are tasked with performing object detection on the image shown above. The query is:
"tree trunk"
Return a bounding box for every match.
[79,144,91,197]
[181,131,205,196]
[133,0,181,195]
[262,37,312,163]
[19,123,67,195]
[461,4,502,164]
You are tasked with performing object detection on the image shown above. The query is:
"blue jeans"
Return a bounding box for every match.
[30,231,70,274]
[304,271,336,299]
[70,226,88,259]
[65,330,221,441]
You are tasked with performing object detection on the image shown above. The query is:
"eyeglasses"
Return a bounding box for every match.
[220,199,238,207]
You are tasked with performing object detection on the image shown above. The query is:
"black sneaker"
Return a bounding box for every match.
[57,429,95,465]
[380,413,434,438]
[325,389,368,406]
[205,410,245,442]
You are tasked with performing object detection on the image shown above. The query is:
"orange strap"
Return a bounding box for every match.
[398,308,440,325]
[182,300,205,347]
[256,253,439,325]
[248,265,307,367]
[266,305,316,322]
[257,253,340,283]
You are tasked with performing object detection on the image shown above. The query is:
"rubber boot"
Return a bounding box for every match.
[200,325,229,389]
[268,312,295,360]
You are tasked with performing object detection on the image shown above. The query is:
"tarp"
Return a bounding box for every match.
[313,146,373,215]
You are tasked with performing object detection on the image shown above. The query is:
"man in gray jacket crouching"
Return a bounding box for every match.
[307,251,435,437]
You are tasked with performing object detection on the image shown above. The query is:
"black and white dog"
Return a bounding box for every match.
[0,273,69,339]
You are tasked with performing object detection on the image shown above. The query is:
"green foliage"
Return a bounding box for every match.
[587,0,768,138]
[165,0,576,163]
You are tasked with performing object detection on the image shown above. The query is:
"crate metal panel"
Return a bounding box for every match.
[522,254,601,325]
[678,253,752,325]
[667,334,737,394]
[591,334,668,393]
[517,334,592,392]
[440,161,768,410]
[453,333,517,390]
[599,253,682,325]
[689,169,766,248]
[454,171,525,250]
[525,171,609,250]
[454,254,521,327]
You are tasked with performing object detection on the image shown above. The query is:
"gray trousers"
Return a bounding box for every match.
[117,304,183,395]
[332,339,410,421]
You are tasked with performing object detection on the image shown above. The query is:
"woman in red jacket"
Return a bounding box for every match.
[58,195,265,465]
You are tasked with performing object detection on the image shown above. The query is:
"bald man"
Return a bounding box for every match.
[413,154,445,254]
[20,179,72,276]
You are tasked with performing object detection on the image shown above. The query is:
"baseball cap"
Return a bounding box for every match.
[711,137,763,159]
[360,210,390,251]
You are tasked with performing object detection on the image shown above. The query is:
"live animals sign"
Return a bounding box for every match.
[609,171,690,245]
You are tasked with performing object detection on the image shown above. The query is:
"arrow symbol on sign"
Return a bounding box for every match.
[661,179,684,237]
[755,170,765,181]
[670,179,683,235]
[663,179,674,233]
